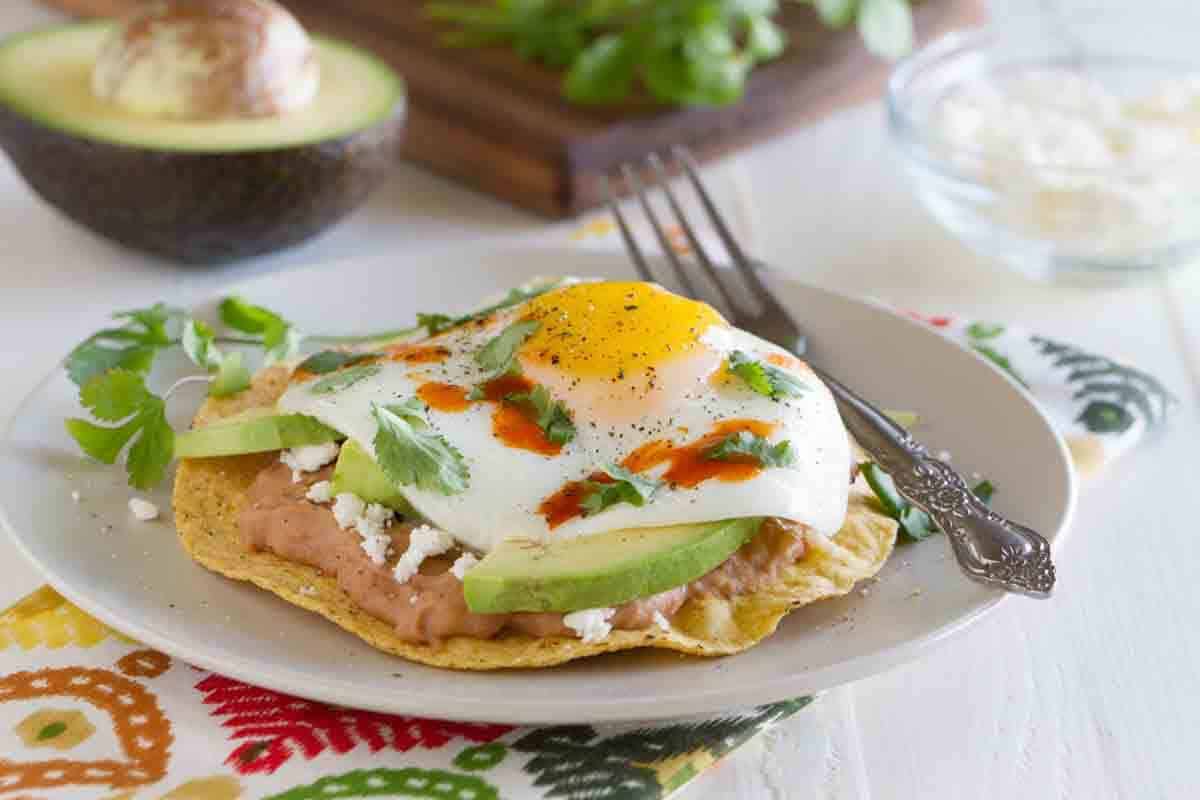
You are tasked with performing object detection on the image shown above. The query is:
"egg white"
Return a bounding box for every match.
[277,288,851,554]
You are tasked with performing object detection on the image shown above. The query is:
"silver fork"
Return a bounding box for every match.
[604,146,1055,597]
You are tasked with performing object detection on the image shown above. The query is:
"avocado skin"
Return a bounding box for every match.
[0,102,403,265]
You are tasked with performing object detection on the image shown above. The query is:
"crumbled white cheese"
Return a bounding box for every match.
[70,490,81,503]
[359,533,391,566]
[564,607,615,643]
[392,524,456,584]
[450,552,480,581]
[652,610,671,633]
[331,493,365,530]
[305,480,333,504]
[128,497,159,522]
[354,504,395,540]
[281,442,340,482]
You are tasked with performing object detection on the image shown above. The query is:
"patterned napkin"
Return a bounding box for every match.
[0,218,1176,799]
[0,587,806,799]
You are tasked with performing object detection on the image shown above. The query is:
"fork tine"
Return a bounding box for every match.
[672,145,768,295]
[620,163,700,299]
[603,175,654,283]
[646,152,741,315]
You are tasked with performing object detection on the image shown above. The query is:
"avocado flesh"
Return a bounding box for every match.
[331,439,414,515]
[464,517,763,614]
[0,22,405,264]
[175,409,341,459]
[0,23,403,151]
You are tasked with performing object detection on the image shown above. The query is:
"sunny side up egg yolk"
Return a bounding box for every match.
[516,282,727,424]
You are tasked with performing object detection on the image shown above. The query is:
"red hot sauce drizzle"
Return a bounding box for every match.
[538,418,778,529]
[415,373,563,456]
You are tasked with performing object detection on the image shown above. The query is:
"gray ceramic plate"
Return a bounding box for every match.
[0,244,1076,724]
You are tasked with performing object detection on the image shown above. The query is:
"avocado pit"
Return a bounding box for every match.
[0,1,404,264]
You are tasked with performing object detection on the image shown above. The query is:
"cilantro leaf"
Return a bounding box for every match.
[580,465,661,516]
[505,384,576,445]
[417,313,456,336]
[65,417,141,464]
[66,370,175,489]
[309,364,382,395]
[972,479,995,505]
[65,302,177,387]
[126,399,174,489]
[860,461,937,543]
[705,430,796,467]
[298,350,380,375]
[727,350,807,400]
[372,401,469,496]
[566,34,637,104]
[218,296,300,364]
[181,319,250,397]
[79,368,153,422]
[475,319,539,377]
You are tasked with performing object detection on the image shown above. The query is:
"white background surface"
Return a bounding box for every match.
[0,2,1197,798]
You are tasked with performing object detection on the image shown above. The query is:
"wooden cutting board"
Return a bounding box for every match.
[41,0,984,217]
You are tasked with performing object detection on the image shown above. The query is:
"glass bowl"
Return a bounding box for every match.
[886,17,1200,285]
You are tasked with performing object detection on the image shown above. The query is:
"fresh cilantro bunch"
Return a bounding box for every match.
[427,0,914,107]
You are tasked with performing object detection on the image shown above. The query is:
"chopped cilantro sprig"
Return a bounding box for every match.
[505,384,576,445]
[727,350,807,400]
[705,430,796,467]
[581,465,662,516]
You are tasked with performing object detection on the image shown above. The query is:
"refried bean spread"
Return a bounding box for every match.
[240,463,809,644]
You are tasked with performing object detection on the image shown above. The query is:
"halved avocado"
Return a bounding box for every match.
[464,518,764,614]
[0,22,405,264]
[174,408,342,459]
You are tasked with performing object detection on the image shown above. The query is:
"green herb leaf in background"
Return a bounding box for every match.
[814,0,858,28]
[972,479,995,505]
[566,34,638,104]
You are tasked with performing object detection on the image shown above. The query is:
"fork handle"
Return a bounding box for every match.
[811,365,1057,597]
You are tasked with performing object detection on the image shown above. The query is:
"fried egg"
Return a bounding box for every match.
[277,281,851,553]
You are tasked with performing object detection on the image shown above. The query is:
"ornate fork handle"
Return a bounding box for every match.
[811,366,1056,597]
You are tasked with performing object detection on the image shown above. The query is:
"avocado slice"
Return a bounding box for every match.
[175,409,341,459]
[331,439,414,515]
[0,22,405,264]
[464,517,763,614]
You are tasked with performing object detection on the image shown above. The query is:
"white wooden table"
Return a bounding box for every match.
[1,3,1197,797]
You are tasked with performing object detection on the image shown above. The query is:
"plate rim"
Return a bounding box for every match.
[0,246,1079,723]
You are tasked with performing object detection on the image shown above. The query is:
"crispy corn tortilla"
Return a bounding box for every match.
[173,367,898,670]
